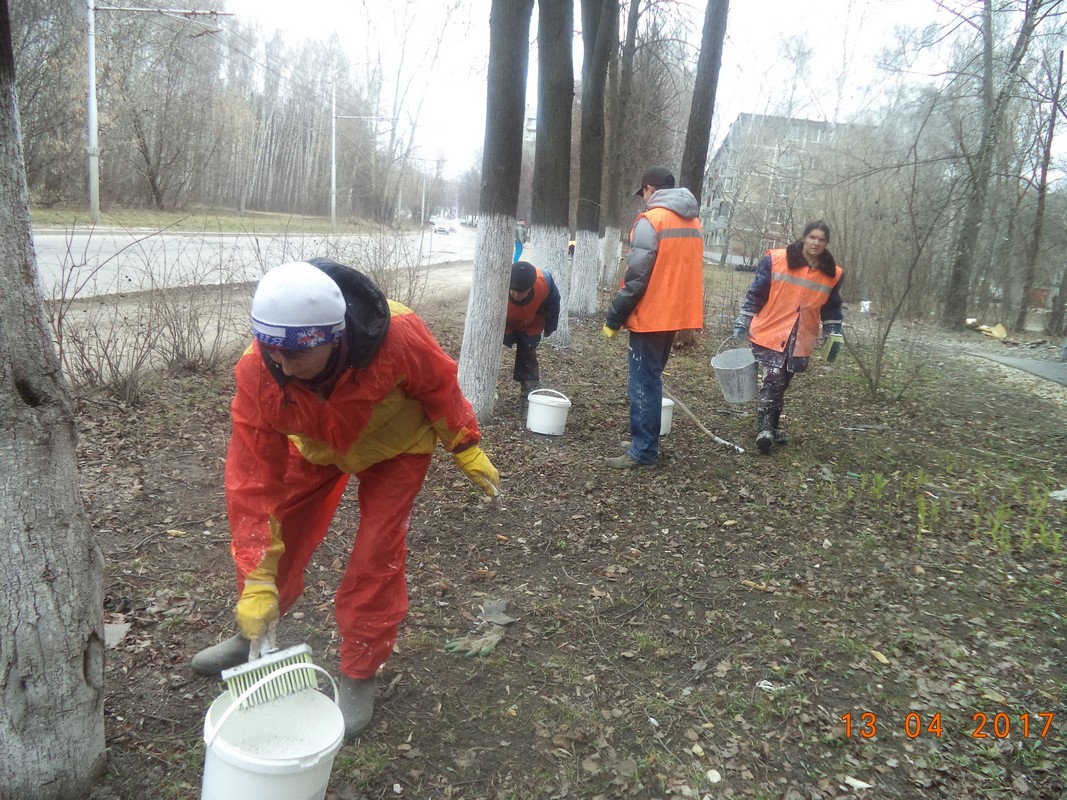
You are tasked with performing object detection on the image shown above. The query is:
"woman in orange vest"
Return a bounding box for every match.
[733,221,844,454]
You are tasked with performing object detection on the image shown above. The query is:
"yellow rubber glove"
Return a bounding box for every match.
[235,577,279,659]
[602,324,617,339]
[453,446,500,496]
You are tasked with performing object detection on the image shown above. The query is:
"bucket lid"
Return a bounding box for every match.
[527,389,571,407]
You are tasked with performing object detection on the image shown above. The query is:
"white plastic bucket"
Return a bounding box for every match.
[526,389,572,435]
[201,663,345,800]
[710,348,758,404]
[660,398,675,435]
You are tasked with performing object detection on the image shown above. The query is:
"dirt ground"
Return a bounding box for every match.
[79,266,1067,800]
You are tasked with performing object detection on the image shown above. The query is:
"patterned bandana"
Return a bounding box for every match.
[251,319,346,350]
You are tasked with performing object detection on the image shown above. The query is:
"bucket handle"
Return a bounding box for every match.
[528,389,569,401]
[717,336,747,355]
[204,662,340,748]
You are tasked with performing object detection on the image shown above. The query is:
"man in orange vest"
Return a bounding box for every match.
[602,166,705,468]
[733,221,844,454]
[504,260,560,397]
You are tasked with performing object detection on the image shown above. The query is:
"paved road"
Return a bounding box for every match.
[32,226,476,299]
[968,351,1067,387]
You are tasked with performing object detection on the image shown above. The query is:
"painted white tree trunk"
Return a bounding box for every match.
[569,228,601,317]
[599,224,623,287]
[0,18,106,793]
[458,214,512,418]
[530,223,571,348]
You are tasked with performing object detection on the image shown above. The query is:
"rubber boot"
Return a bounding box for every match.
[770,408,789,445]
[190,633,250,676]
[338,675,376,739]
[756,410,774,455]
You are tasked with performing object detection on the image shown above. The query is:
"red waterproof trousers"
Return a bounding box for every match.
[270,447,432,679]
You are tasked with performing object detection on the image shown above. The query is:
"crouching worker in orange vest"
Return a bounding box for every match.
[504,260,560,397]
[733,220,844,455]
[190,259,500,739]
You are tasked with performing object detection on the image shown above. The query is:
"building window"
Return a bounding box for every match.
[810,127,823,144]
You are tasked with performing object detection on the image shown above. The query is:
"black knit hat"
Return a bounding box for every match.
[510,261,536,292]
[633,165,675,196]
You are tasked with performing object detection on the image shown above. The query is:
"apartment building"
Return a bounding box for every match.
[702,113,840,265]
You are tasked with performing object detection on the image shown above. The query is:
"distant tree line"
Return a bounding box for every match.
[12,1,710,230]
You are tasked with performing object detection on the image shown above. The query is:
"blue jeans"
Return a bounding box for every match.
[627,330,675,464]
[514,241,523,262]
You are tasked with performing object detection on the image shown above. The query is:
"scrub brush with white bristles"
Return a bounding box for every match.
[220,643,317,708]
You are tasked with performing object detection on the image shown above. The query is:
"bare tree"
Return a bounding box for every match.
[570,0,619,316]
[1013,48,1062,332]
[942,0,1052,326]
[457,0,534,417]
[0,2,106,796]
[531,0,575,347]
[678,0,729,204]
[599,0,642,285]
[10,0,84,205]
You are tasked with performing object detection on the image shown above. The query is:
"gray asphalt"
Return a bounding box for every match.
[967,352,1067,387]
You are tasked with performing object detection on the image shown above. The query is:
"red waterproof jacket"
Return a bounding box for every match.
[225,264,480,580]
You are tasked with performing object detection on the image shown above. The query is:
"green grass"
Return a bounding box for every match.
[30,204,406,235]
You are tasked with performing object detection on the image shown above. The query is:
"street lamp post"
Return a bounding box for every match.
[84,2,228,225]
[329,86,395,225]
[86,1,99,224]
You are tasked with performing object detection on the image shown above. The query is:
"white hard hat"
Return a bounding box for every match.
[251,262,346,349]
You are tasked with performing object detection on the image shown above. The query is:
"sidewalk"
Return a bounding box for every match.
[967,351,1067,387]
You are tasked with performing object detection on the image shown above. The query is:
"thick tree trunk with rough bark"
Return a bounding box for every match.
[0,3,106,796]
[532,0,575,347]
[570,0,619,317]
[679,0,729,205]
[599,0,641,286]
[457,0,534,417]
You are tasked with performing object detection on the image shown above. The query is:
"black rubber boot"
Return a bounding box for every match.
[756,410,774,455]
[770,409,789,445]
[338,675,376,739]
[190,633,250,676]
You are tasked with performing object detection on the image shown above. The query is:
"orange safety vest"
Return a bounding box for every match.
[625,206,704,332]
[505,269,550,336]
[749,249,843,356]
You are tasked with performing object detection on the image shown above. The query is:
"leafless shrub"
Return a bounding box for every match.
[843,311,936,402]
[327,226,431,308]
[58,302,161,404]
[44,226,433,400]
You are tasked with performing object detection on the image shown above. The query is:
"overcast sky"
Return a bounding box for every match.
[221,0,960,177]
